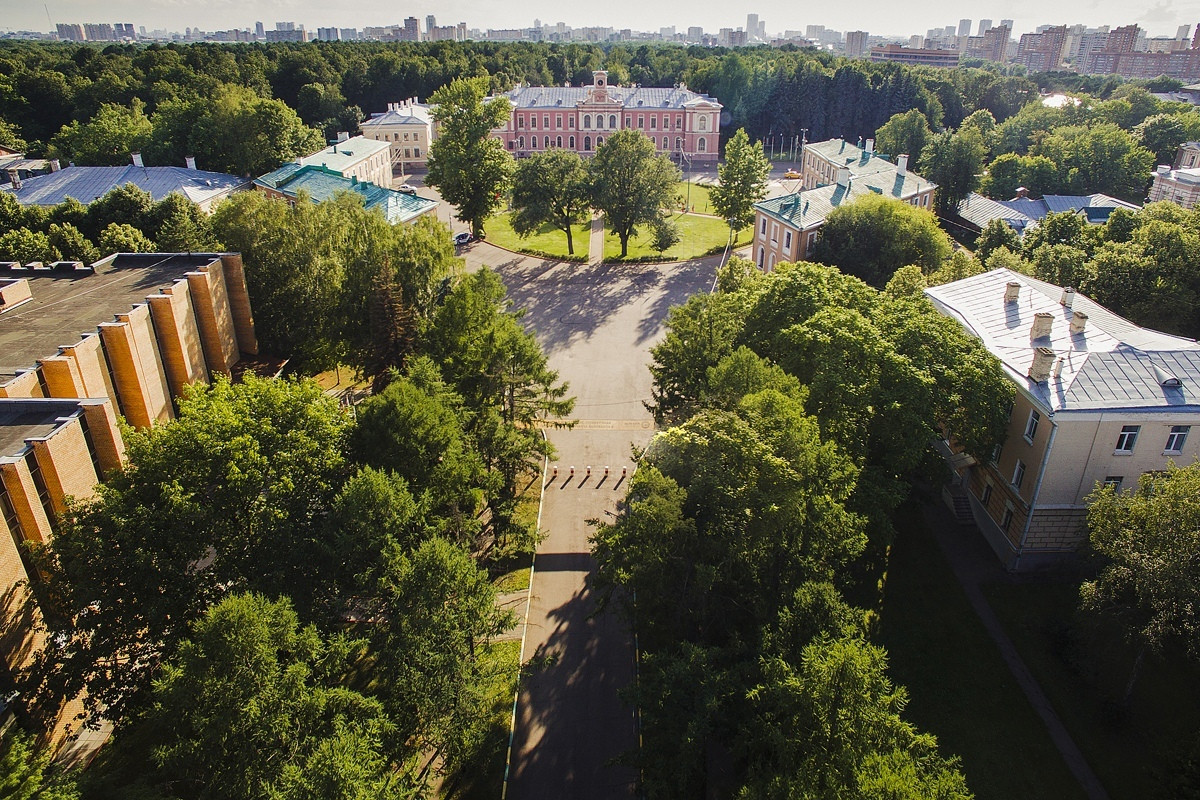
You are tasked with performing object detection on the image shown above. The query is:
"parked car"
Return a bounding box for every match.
[783,169,801,179]
[453,232,474,246]
[398,184,417,194]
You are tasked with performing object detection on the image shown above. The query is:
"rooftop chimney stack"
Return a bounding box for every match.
[836,167,850,187]
[1030,311,1054,340]
[896,154,908,175]
[1070,310,1088,334]
[1004,281,1021,303]
[1015,186,1029,198]
[1053,357,1064,379]
[1029,346,1056,382]
[131,152,144,167]
[866,138,874,154]
[1060,287,1075,307]
[185,155,197,170]
[49,159,60,172]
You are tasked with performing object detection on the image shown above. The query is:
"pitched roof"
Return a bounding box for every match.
[296,136,392,174]
[956,192,1036,232]
[754,167,934,230]
[925,268,1200,413]
[0,165,250,207]
[253,164,436,224]
[995,193,1140,222]
[496,83,721,110]
[362,104,434,127]
[803,138,899,176]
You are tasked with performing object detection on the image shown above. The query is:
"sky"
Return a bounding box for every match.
[4,0,1199,39]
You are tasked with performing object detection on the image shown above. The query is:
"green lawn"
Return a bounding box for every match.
[985,580,1200,799]
[603,212,749,262]
[876,503,1086,800]
[483,213,590,260]
[674,181,715,215]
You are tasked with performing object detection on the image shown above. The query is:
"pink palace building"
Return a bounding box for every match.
[490,70,722,163]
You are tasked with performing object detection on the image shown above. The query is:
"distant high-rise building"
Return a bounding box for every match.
[687,26,704,41]
[978,19,992,36]
[845,30,869,58]
[660,26,676,39]
[747,14,759,41]
[276,21,296,31]
[1178,24,1192,41]
[966,24,1010,62]
[402,17,420,41]
[340,28,359,41]
[944,25,956,38]
[958,19,971,37]
[255,21,264,38]
[426,15,436,35]
[1015,24,1068,71]
[1106,24,1140,54]
[1001,19,1014,31]
[317,27,340,41]
[55,22,84,41]
[83,23,115,40]
[806,24,825,40]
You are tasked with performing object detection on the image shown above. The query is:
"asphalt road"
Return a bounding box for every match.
[483,250,714,799]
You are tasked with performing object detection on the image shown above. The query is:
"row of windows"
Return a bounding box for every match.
[507,135,706,152]
[1114,424,1189,455]
[515,113,708,132]
[377,132,423,142]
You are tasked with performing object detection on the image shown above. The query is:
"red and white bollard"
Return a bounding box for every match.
[552,465,559,478]
[622,466,628,477]
[604,466,610,476]
[586,466,592,477]
[569,466,575,477]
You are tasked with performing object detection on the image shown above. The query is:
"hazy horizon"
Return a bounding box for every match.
[3,0,1198,41]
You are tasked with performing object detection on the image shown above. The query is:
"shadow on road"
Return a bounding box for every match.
[507,572,638,800]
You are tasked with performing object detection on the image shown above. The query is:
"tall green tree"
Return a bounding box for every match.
[710,128,770,241]
[426,77,515,238]
[588,129,680,258]
[509,148,590,255]
[137,593,416,800]
[27,376,350,724]
[874,109,932,164]
[919,128,987,216]
[812,194,952,286]
[49,100,153,167]
[1082,464,1200,664]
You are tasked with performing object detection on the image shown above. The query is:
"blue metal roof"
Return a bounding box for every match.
[0,165,250,208]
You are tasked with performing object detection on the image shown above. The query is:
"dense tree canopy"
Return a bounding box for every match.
[588,129,680,257]
[710,128,770,236]
[812,194,953,287]
[509,148,590,256]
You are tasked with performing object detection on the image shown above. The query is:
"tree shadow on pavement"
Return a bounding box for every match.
[505,570,639,800]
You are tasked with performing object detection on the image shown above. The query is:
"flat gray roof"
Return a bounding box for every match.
[0,254,225,380]
[0,399,90,460]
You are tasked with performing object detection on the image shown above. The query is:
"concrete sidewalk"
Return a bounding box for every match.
[586,214,605,265]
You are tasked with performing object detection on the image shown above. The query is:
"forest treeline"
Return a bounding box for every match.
[0,39,1091,172]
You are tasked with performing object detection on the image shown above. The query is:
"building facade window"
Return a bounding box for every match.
[556,114,563,128]
[544,115,550,128]
[1001,505,1014,533]
[530,116,537,129]
[625,115,632,127]
[1012,459,1026,490]
[638,115,644,128]
[519,136,525,149]
[25,452,54,524]
[583,115,591,129]
[570,136,575,148]
[544,136,550,148]
[699,138,706,152]
[981,482,993,506]
[609,115,617,128]
[518,116,525,128]
[1115,425,1140,453]
[663,137,668,148]
[806,232,817,254]
[698,115,708,130]
[1024,410,1040,443]
[1103,476,1124,489]
[584,136,591,150]
[760,217,767,236]
[650,117,657,129]
[556,136,562,148]
[784,230,792,250]
[1165,425,1190,453]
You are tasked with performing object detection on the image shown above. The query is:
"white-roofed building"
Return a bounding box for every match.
[926,268,1200,569]
[0,163,251,212]
[294,134,393,189]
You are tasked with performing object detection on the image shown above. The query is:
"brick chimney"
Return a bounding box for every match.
[1070,311,1088,334]
[896,154,908,175]
[866,138,874,154]
[1030,311,1054,340]
[1059,287,1075,307]
[185,155,197,170]
[1004,281,1021,303]
[1029,347,1056,382]
[837,167,850,187]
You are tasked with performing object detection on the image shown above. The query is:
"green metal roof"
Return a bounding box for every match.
[253,164,437,224]
[754,166,935,230]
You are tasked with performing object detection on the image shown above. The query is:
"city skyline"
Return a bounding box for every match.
[4,0,1198,39]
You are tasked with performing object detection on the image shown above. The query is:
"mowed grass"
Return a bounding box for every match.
[985,580,1200,799]
[876,502,1086,800]
[483,213,591,260]
[675,181,715,215]
[602,212,750,261]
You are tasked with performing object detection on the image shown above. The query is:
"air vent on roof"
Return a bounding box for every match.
[637,99,643,105]
[1153,364,1182,388]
